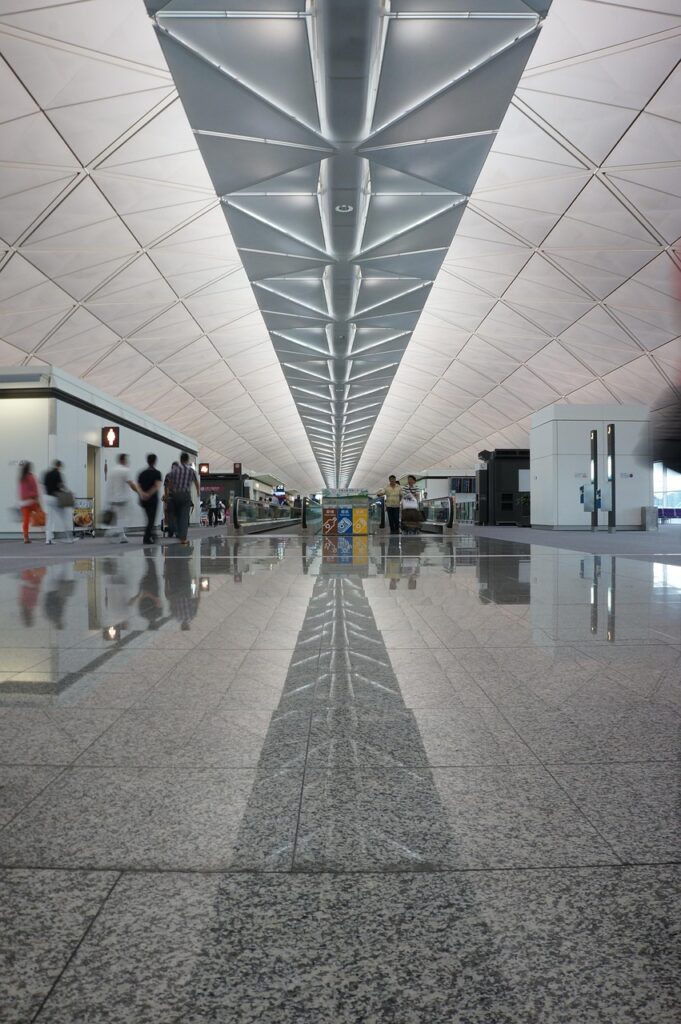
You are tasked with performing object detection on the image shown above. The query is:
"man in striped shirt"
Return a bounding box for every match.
[167,453,199,545]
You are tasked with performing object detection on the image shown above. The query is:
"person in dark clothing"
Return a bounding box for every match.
[43,460,73,545]
[168,453,199,545]
[162,463,178,537]
[137,453,163,544]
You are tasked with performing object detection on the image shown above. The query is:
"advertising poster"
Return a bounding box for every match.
[73,498,94,532]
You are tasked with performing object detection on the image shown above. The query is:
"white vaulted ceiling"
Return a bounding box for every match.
[356,0,681,486]
[0,0,322,491]
[1,0,680,491]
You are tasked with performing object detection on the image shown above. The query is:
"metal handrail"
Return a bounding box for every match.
[233,497,299,531]
[419,495,455,529]
[368,498,384,532]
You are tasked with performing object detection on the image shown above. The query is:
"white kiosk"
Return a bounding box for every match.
[529,404,652,531]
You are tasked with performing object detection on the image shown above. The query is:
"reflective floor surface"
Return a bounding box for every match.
[1,531,680,1022]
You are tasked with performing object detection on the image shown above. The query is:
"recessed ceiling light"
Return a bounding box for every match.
[335,203,354,213]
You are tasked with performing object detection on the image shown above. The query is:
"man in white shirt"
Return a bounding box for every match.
[105,453,139,543]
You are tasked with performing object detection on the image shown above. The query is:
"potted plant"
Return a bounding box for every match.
[516,492,531,527]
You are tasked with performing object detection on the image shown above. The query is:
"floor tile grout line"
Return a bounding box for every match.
[480,685,630,866]
[289,657,318,869]
[2,860,679,878]
[0,765,70,832]
[4,756,677,775]
[30,870,123,1024]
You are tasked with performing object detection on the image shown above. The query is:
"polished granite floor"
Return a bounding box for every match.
[0,531,679,1022]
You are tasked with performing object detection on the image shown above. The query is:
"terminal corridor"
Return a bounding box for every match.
[1,531,679,1022]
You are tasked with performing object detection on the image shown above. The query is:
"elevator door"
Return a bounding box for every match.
[86,445,100,512]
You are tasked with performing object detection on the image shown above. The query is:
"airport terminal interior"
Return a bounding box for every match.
[0,1,680,1022]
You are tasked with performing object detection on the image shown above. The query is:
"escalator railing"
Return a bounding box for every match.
[420,495,455,530]
[233,498,301,532]
[369,498,385,533]
[302,497,322,533]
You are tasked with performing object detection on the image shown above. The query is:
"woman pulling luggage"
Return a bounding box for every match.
[400,475,422,534]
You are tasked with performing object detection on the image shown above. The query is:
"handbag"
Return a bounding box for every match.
[30,507,46,527]
[101,508,114,526]
[57,489,74,508]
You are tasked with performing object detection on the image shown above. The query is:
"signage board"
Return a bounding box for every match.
[337,506,353,534]
[199,463,209,475]
[322,488,369,499]
[233,462,242,475]
[352,507,368,535]
[101,426,120,448]
[322,507,337,535]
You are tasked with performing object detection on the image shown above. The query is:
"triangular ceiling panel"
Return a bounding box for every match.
[155,11,319,130]
[372,14,539,131]
[365,31,538,148]
[364,136,496,196]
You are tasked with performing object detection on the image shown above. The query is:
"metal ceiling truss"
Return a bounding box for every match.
[145,0,550,487]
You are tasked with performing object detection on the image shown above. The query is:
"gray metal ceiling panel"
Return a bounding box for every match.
[146,0,550,486]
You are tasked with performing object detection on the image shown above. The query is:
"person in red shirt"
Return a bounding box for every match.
[18,462,41,544]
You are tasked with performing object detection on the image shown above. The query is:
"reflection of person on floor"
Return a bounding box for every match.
[18,566,47,627]
[386,536,402,590]
[43,564,76,630]
[164,547,200,629]
[130,555,163,631]
[386,536,425,590]
[101,558,132,633]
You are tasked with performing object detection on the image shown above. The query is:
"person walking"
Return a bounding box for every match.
[167,452,199,545]
[162,462,178,538]
[207,492,218,527]
[18,462,42,544]
[378,475,402,534]
[43,460,74,545]
[137,453,162,544]
[400,475,422,534]
[105,453,138,543]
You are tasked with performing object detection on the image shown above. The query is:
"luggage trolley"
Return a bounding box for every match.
[72,497,96,537]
